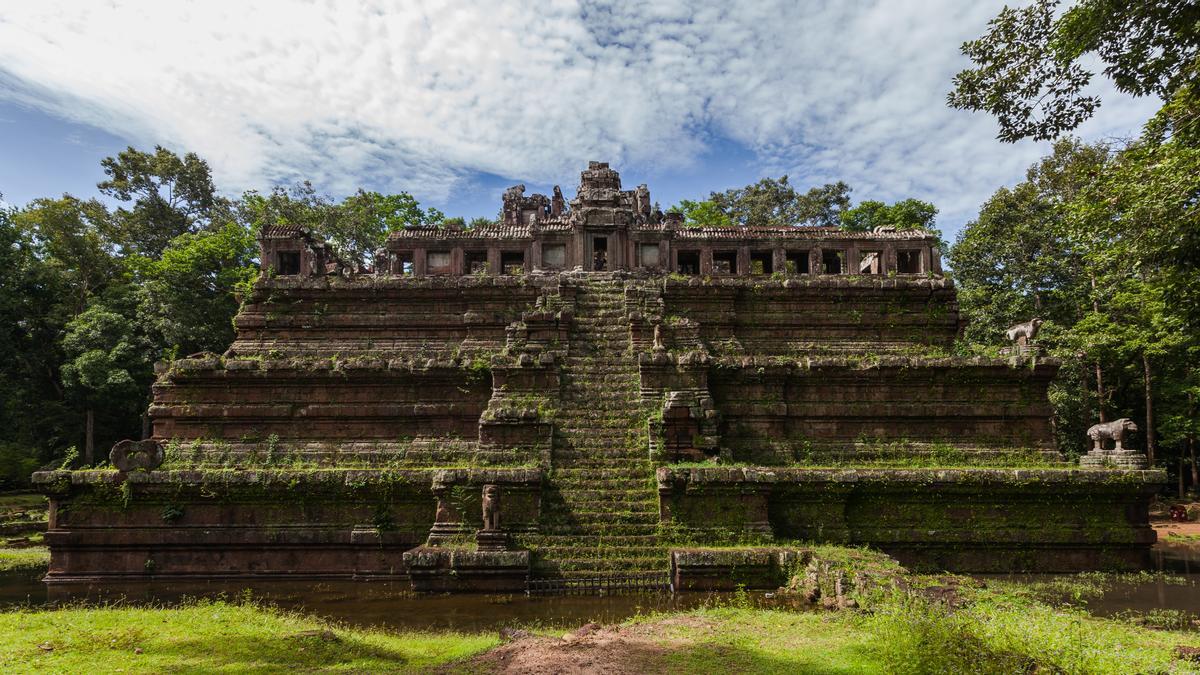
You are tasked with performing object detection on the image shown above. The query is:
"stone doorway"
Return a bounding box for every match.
[592,236,608,271]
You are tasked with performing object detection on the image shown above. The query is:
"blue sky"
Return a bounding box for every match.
[0,1,1160,245]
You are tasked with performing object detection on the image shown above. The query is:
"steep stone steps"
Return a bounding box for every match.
[527,277,667,579]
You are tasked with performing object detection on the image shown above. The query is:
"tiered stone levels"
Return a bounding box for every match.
[33,161,1165,585]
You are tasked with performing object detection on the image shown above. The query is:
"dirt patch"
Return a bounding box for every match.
[447,617,716,674]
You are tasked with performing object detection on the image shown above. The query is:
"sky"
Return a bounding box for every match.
[0,1,1162,244]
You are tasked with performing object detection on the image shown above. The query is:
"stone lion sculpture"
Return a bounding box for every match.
[1086,418,1139,452]
[110,439,165,472]
[481,484,501,531]
[1005,318,1043,344]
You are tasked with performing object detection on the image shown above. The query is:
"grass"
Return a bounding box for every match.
[635,584,1200,675]
[0,600,498,674]
[0,547,48,572]
[1,576,1198,673]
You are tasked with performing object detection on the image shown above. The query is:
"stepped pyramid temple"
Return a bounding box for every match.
[35,162,1163,591]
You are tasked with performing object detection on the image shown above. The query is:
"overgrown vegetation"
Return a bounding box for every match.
[949,0,1200,486]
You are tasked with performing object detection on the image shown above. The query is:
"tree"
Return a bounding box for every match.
[99,145,221,256]
[671,178,852,228]
[60,301,151,464]
[134,221,258,358]
[950,0,1200,141]
[13,196,119,315]
[241,184,442,263]
[671,199,734,228]
[0,198,76,484]
[710,177,852,227]
[840,198,938,232]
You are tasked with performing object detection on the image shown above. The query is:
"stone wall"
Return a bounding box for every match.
[658,467,1163,572]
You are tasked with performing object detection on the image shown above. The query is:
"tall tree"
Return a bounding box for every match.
[949,0,1200,142]
[840,198,938,233]
[99,145,221,256]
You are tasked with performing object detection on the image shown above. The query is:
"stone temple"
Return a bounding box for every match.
[35,162,1163,591]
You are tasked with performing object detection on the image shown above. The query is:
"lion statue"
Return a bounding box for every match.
[1005,318,1043,345]
[1086,418,1139,452]
[481,484,501,532]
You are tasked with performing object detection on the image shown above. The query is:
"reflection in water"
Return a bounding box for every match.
[0,571,803,632]
[1,541,1195,632]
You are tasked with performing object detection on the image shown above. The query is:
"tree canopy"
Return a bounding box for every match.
[949,0,1200,142]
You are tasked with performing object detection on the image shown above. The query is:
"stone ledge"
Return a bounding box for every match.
[657,466,1166,490]
[33,467,543,490]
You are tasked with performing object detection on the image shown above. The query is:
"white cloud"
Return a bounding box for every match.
[0,0,1161,235]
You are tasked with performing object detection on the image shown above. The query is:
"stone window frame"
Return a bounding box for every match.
[821,248,846,275]
[500,249,527,276]
[541,243,567,270]
[637,242,661,269]
[749,250,774,275]
[426,250,454,275]
[858,249,884,275]
[276,250,301,276]
[676,249,701,275]
[396,251,415,276]
[784,249,810,275]
[712,250,739,275]
[896,249,923,274]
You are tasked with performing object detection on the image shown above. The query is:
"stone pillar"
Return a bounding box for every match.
[701,247,714,275]
[414,247,428,277]
[810,247,822,275]
[737,246,750,277]
[846,247,860,275]
[487,248,501,276]
[773,248,786,274]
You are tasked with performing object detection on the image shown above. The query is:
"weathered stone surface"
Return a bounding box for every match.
[36,161,1164,587]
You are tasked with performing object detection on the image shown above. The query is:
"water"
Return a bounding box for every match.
[3,538,1196,632]
[0,571,802,631]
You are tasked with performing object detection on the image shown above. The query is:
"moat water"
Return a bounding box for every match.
[2,542,1196,632]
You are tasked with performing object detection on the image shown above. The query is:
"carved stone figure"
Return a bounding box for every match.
[652,323,666,352]
[1087,418,1138,452]
[481,484,501,531]
[110,439,165,472]
[1005,318,1042,345]
[551,185,565,216]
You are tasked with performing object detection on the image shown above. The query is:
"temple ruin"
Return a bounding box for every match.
[34,162,1163,591]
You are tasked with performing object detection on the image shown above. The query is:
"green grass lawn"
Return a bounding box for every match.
[0,600,498,674]
[0,547,48,572]
[1,580,1198,674]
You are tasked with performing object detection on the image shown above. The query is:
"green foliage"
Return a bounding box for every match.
[672,176,853,228]
[240,183,443,263]
[949,0,1200,141]
[99,145,222,257]
[839,198,940,245]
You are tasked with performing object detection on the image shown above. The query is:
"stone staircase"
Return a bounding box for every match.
[523,276,665,578]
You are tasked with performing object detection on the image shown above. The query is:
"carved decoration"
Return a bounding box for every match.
[110,439,165,472]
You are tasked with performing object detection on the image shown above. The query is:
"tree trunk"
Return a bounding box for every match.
[1090,275,1107,423]
[1189,392,1198,495]
[1142,352,1156,466]
[1094,363,1107,423]
[85,408,95,466]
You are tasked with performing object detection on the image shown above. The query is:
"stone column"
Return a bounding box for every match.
[414,247,428,277]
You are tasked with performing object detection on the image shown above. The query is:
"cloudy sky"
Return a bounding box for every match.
[0,0,1160,243]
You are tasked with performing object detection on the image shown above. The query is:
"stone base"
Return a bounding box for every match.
[671,547,807,591]
[1080,450,1149,470]
[403,547,530,592]
[475,529,509,552]
[659,467,1165,573]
